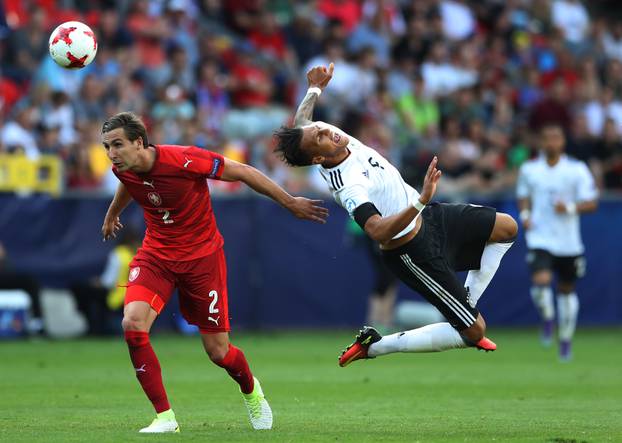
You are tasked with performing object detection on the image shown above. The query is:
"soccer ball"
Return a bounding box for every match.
[48,21,97,69]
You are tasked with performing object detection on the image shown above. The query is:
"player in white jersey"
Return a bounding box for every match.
[274,63,519,366]
[517,124,598,360]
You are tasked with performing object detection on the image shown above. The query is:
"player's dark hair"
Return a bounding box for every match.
[102,112,149,148]
[273,126,312,166]
[540,122,563,133]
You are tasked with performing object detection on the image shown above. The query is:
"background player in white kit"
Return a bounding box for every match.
[517,124,598,361]
[274,64,519,366]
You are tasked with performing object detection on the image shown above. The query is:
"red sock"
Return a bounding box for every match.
[124,330,170,413]
[214,344,255,394]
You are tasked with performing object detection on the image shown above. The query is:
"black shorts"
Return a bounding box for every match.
[381,203,497,330]
[526,249,586,283]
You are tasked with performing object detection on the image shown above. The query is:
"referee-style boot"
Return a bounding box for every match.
[339,326,382,367]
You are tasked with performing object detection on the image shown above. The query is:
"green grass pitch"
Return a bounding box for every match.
[1,328,621,442]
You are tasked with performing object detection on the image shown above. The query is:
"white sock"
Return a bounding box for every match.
[465,241,514,305]
[368,322,467,356]
[530,285,555,321]
[557,293,579,341]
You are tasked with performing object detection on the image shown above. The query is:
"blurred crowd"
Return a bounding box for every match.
[1,0,622,197]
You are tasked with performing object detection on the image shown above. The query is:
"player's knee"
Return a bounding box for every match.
[121,315,148,332]
[497,213,518,241]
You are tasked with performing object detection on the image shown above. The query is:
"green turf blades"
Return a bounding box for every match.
[1,329,621,442]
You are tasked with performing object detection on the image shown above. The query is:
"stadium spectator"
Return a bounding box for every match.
[316,0,362,33]
[347,5,392,67]
[440,0,476,41]
[0,104,40,158]
[3,0,622,193]
[5,6,48,87]
[151,45,196,92]
[591,117,622,190]
[551,0,591,47]
[126,0,170,68]
[529,78,572,133]
[196,57,231,140]
[583,86,622,136]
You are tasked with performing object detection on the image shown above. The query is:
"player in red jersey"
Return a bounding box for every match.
[100,112,328,433]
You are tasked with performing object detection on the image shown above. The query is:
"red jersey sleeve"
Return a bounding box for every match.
[180,146,226,179]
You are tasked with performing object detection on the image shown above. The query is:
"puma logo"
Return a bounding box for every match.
[184,157,193,168]
[208,316,220,326]
[135,364,146,373]
[143,180,154,188]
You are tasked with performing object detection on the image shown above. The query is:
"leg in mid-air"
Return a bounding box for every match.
[201,332,273,430]
[339,207,516,367]
[528,252,556,346]
[339,257,496,367]
[464,213,518,306]
[339,313,495,367]
[122,297,179,433]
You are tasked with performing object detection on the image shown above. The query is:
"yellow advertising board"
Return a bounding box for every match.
[0,155,63,196]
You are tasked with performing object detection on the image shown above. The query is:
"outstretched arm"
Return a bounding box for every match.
[294,62,334,127]
[221,158,329,223]
[363,157,442,244]
[102,182,131,241]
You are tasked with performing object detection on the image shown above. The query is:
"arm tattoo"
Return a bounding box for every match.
[294,91,319,127]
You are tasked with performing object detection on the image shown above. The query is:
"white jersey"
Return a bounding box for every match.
[316,122,421,239]
[516,154,598,256]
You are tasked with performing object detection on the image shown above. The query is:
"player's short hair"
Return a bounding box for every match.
[102,112,149,147]
[540,122,564,133]
[273,126,312,166]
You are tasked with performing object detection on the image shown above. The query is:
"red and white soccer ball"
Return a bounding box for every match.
[48,21,97,69]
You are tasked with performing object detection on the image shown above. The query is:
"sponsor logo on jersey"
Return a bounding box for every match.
[129,267,140,282]
[209,158,221,177]
[143,180,155,188]
[183,157,193,168]
[148,192,162,206]
[362,170,369,178]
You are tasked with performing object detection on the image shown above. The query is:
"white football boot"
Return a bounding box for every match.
[241,377,273,430]
[139,409,179,433]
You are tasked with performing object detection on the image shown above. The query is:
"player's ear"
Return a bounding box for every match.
[311,155,324,165]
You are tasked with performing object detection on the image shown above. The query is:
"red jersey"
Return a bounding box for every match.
[113,144,226,261]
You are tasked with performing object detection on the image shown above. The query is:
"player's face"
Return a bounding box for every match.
[102,127,144,172]
[300,124,349,165]
[541,127,565,157]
